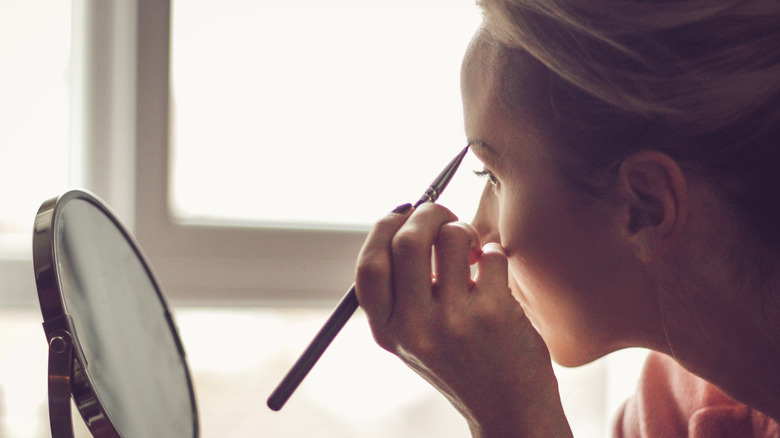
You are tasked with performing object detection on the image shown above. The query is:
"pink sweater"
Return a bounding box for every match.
[613,352,780,437]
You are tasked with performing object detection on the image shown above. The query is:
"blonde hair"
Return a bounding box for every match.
[478,0,780,131]
[477,0,780,246]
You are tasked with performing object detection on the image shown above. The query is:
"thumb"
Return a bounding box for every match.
[473,242,510,292]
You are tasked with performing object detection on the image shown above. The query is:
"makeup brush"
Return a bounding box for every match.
[267,145,470,411]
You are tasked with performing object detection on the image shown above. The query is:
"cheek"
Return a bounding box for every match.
[497,182,618,293]
[495,185,568,256]
[495,186,632,363]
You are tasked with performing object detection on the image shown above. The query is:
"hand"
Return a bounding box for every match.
[355,203,572,438]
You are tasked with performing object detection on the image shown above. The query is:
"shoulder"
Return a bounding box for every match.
[613,352,780,438]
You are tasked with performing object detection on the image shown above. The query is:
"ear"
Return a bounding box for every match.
[616,151,688,261]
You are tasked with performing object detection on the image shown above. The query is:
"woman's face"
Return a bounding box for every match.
[461,29,661,366]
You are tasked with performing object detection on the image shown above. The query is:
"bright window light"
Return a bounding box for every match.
[0,1,70,240]
[170,0,484,228]
[0,307,643,437]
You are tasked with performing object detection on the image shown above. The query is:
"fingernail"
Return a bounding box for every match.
[391,203,413,214]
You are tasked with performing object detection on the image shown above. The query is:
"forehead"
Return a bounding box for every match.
[461,28,557,151]
[461,28,503,105]
[461,28,554,122]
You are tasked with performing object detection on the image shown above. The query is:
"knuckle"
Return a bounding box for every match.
[370,329,397,353]
[417,202,457,221]
[392,229,427,259]
[355,258,388,282]
[437,222,475,247]
[375,213,403,229]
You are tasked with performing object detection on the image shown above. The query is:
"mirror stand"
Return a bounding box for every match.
[47,328,75,438]
[44,314,80,438]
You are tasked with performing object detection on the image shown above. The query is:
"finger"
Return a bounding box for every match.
[355,204,414,328]
[391,203,458,315]
[433,222,481,303]
[472,242,511,295]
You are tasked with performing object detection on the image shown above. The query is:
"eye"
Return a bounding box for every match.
[473,168,500,192]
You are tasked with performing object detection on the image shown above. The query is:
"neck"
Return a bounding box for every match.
[655,250,780,421]
[664,315,780,421]
[643,174,780,420]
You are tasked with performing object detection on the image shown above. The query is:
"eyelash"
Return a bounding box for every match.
[473,169,500,191]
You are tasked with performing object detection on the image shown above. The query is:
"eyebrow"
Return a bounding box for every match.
[467,139,501,159]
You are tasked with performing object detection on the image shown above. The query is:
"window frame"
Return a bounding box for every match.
[0,0,138,307]
[133,0,367,306]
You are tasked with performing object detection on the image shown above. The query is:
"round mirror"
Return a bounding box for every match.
[33,190,199,437]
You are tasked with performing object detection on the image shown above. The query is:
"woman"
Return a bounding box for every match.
[355,1,780,437]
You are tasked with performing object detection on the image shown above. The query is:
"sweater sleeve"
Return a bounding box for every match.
[612,352,780,438]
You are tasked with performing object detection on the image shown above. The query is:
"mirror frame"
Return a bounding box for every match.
[32,189,199,437]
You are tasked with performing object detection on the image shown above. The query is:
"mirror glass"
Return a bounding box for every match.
[38,192,197,436]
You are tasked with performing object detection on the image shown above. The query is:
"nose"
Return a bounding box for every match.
[471,182,500,245]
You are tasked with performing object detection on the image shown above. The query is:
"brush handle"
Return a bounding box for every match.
[267,284,358,411]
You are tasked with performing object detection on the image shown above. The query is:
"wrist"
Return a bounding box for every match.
[466,379,573,438]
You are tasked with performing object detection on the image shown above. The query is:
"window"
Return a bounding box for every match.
[0,2,71,237]
[137,0,485,305]
[0,1,71,306]
[169,0,484,228]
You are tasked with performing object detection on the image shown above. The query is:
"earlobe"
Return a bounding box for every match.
[618,151,688,261]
